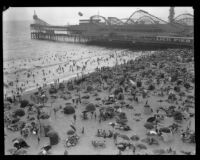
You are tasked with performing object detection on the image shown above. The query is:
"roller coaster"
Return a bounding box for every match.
[30,9,194,47]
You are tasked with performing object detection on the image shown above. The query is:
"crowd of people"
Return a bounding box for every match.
[4,48,195,155]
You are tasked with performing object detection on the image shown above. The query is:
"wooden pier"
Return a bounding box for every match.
[31,32,89,43]
[30,11,193,47]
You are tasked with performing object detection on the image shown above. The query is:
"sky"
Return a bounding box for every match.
[3,7,193,25]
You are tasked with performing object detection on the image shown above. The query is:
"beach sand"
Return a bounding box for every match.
[4,48,195,155]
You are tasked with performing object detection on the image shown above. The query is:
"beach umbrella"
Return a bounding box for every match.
[86,85,93,92]
[59,83,65,90]
[146,116,156,123]
[67,129,75,135]
[20,100,29,108]
[47,131,60,145]
[12,138,29,148]
[159,127,171,133]
[85,103,96,112]
[70,124,76,132]
[63,106,75,115]
[13,109,25,117]
[119,134,130,141]
[173,111,183,121]
[136,143,147,150]
[144,122,154,130]
[130,135,140,141]
[114,105,120,109]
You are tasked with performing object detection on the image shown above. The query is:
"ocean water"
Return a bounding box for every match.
[3,21,151,97]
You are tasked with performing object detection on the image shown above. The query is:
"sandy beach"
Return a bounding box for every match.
[4,48,195,155]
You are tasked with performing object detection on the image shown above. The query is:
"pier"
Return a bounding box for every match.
[30,10,193,47]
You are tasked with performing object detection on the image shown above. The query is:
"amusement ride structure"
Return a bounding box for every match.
[30,8,193,47]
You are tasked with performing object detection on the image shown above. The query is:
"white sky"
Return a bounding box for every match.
[3,7,193,25]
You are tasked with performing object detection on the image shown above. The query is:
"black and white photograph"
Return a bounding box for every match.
[3,7,195,155]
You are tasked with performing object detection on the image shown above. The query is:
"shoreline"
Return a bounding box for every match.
[4,50,152,98]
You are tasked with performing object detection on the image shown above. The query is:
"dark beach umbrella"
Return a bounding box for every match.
[13,109,25,117]
[169,106,176,110]
[70,124,76,132]
[136,143,147,150]
[20,100,29,108]
[173,111,183,121]
[159,127,171,133]
[59,83,65,90]
[144,122,154,130]
[67,129,75,135]
[47,131,60,145]
[119,134,130,141]
[12,138,29,148]
[63,106,75,115]
[146,116,156,123]
[130,135,140,141]
[85,103,96,112]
